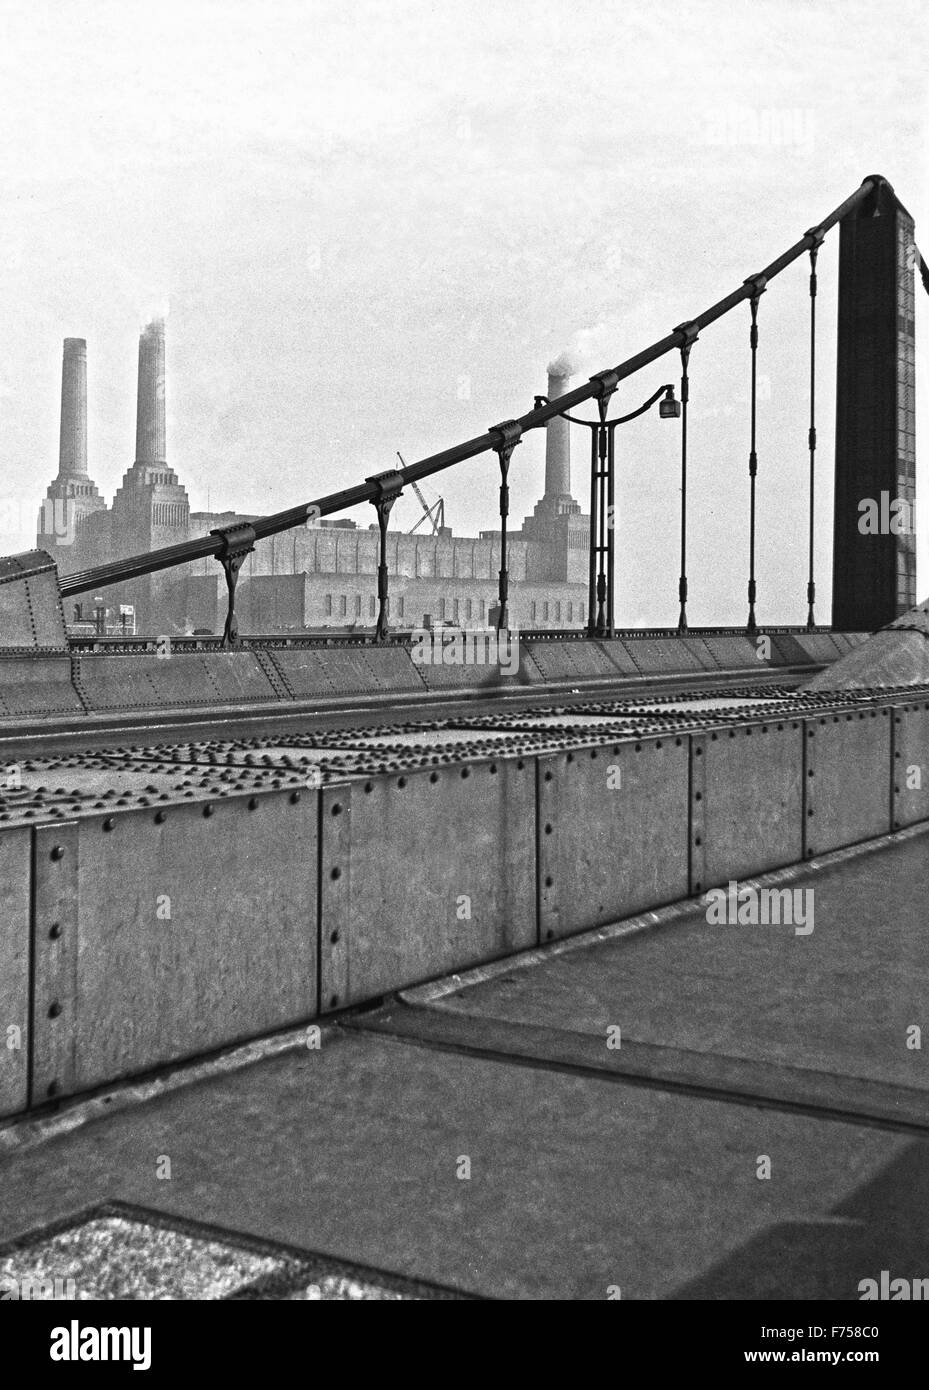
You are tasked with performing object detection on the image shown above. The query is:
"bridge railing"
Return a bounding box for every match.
[58,176,890,644]
[64,622,840,654]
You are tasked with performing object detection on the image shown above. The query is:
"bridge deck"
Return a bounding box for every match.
[1,827,926,1299]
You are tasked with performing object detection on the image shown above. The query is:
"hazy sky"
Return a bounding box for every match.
[1,0,926,624]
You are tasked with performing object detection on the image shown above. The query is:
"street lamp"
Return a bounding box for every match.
[659,389,682,419]
[534,383,678,637]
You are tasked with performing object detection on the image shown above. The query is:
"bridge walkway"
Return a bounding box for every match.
[0,826,926,1299]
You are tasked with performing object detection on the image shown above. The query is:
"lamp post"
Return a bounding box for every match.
[534,383,679,637]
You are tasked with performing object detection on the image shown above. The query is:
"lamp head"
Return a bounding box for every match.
[659,386,681,419]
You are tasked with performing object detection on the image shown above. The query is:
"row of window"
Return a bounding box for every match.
[318,594,584,624]
[324,594,385,619]
[321,596,486,621]
[530,600,581,623]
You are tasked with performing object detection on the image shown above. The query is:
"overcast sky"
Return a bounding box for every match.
[1,0,926,624]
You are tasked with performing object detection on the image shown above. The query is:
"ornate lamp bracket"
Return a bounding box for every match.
[488,419,523,631]
[210,521,256,649]
[366,469,405,641]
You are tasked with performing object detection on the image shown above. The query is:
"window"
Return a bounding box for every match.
[354,594,362,617]
[339,595,347,617]
[543,602,549,620]
[398,596,405,619]
[530,601,537,622]
[369,595,376,618]
[466,598,472,621]
[567,601,573,622]
[555,601,561,622]
[325,594,332,617]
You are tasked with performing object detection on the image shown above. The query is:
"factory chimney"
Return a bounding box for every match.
[57,338,88,478]
[541,352,576,513]
[38,336,106,560]
[135,316,167,466]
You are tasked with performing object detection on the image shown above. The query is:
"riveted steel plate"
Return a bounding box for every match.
[694,720,805,888]
[76,651,278,710]
[621,638,705,675]
[804,709,893,857]
[891,701,929,829]
[336,729,529,749]
[521,641,619,683]
[319,759,536,1007]
[690,736,707,896]
[0,555,68,650]
[596,640,644,676]
[679,636,723,671]
[267,646,425,697]
[126,739,339,772]
[319,783,352,1011]
[25,568,69,647]
[56,792,318,1095]
[124,729,553,782]
[0,576,43,649]
[629,695,794,715]
[411,657,522,690]
[769,632,815,667]
[0,826,31,1117]
[30,821,79,1105]
[696,635,764,670]
[0,752,310,828]
[789,633,847,664]
[0,657,84,716]
[538,734,690,941]
[177,651,279,704]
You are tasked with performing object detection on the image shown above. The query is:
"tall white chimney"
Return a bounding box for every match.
[135,316,167,466]
[541,351,578,511]
[58,338,88,478]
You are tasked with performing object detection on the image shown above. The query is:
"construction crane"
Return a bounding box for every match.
[397,453,446,535]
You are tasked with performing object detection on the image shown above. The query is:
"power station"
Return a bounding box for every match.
[37,324,591,635]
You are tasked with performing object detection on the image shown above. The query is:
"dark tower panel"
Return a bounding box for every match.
[832,177,917,630]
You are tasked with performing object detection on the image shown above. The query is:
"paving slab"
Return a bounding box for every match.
[0,1025,920,1300]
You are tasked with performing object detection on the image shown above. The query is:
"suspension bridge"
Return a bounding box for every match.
[0,173,927,1301]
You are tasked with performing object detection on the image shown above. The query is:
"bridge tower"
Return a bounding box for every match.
[832,176,917,630]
